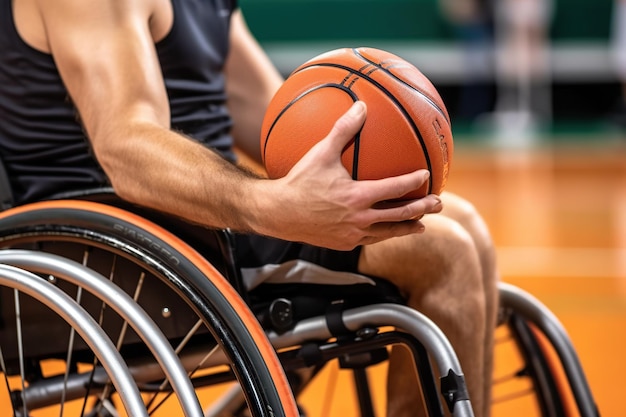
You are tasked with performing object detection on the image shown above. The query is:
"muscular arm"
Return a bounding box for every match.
[35,0,441,250]
[38,0,259,230]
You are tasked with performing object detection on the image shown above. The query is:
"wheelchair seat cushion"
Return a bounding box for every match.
[240,259,376,290]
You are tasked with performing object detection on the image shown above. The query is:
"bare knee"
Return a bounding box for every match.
[441,193,492,244]
[418,218,485,312]
[441,192,497,273]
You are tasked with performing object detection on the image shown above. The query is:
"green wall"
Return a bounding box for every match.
[239,0,614,43]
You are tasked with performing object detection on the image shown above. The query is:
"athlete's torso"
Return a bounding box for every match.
[0,0,237,204]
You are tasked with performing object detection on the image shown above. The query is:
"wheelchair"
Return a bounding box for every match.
[0,187,599,416]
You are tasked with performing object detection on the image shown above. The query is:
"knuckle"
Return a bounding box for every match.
[387,204,416,223]
[388,183,407,200]
[399,204,415,220]
[331,115,351,136]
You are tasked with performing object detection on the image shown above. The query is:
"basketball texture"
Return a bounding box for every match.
[260,47,453,199]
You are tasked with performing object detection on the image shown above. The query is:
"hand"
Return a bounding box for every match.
[253,101,443,250]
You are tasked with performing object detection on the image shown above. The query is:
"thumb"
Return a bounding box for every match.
[324,101,367,153]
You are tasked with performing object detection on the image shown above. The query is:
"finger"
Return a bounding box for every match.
[358,169,432,204]
[359,219,427,245]
[323,101,367,154]
[366,194,442,224]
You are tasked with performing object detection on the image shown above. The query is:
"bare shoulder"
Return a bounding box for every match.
[12,0,48,52]
[13,0,172,53]
[17,0,175,142]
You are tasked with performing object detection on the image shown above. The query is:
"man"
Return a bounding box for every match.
[0,1,498,415]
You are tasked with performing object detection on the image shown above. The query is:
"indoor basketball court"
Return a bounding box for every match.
[1,0,624,416]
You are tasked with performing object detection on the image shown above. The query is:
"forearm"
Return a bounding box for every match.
[97,122,264,232]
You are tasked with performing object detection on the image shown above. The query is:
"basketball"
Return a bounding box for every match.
[260,47,453,199]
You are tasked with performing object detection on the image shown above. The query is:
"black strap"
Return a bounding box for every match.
[325,300,351,337]
[297,343,325,367]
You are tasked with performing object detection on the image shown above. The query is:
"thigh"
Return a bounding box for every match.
[357,212,480,297]
[439,191,493,245]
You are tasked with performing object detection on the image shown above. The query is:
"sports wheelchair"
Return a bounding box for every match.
[0,187,599,417]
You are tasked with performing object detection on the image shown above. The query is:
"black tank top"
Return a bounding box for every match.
[0,0,237,204]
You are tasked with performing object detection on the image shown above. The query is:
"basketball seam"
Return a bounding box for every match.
[295,56,448,126]
[339,75,363,179]
[353,48,451,124]
[293,62,433,193]
[261,83,359,171]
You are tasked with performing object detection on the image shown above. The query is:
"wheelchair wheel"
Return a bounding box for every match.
[0,200,298,417]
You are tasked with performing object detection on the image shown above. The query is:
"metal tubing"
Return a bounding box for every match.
[268,303,475,417]
[0,264,149,417]
[0,249,204,417]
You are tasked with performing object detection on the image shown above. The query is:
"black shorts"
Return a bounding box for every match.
[232,232,362,274]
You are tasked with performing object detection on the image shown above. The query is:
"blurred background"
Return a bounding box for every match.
[240,0,626,415]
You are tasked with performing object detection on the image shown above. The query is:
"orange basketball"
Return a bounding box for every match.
[260,47,453,199]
